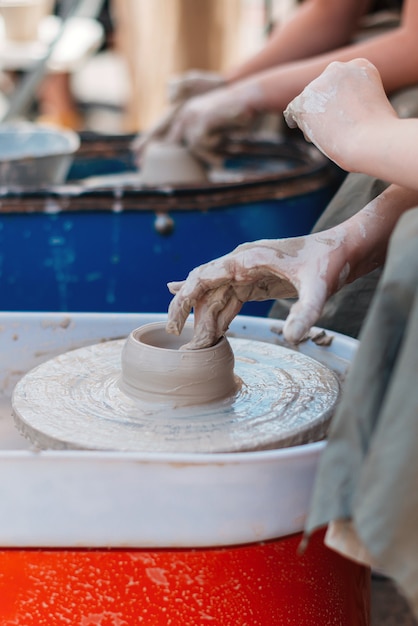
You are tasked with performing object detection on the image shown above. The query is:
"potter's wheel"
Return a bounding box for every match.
[79,137,319,189]
[12,334,341,453]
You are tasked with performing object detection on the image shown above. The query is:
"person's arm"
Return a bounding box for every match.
[226,0,372,82]
[284,57,418,190]
[165,0,372,104]
[166,184,418,347]
[243,0,418,111]
[136,0,418,162]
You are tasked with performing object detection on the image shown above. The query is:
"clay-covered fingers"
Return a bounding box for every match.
[165,88,255,162]
[283,88,322,145]
[164,102,223,160]
[131,103,183,165]
[283,60,350,135]
[166,240,302,338]
[283,59,392,167]
[167,280,185,296]
[181,284,243,350]
[283,101,300,129]
[166,260,232,336]
[167,70,225,105]
[166,115,224,167]
[282,279,328,344]
[166,288,194,337]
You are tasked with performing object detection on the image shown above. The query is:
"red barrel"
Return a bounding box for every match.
[0,529,370,625]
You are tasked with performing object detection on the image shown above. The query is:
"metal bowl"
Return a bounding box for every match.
[0,121,80,187]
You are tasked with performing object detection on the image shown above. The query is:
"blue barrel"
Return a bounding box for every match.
[0,134,343,316]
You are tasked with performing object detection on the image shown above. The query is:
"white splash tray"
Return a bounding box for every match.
[0,312,357,548]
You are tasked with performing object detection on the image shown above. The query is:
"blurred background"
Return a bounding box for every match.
[0,0,298,134]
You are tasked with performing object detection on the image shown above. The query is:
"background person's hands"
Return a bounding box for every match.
[163,84,258,159]
[167,70,226,104]
[283,58,398,171]
[166,233,353,349]
[131,102,183,167]
[133,81,261,166]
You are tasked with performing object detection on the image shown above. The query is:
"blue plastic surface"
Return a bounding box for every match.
[0,186,337,316]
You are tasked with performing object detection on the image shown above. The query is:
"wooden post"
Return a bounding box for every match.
[113,0,242,132]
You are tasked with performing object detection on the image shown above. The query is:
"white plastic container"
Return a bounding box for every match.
[0,312,370,626]
[0,311,357,548]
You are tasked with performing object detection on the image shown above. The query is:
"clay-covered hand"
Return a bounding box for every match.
[166,233,352,349]
[283,58,398,171]
[167,70,226,104]
[131,103,183,167]
[133,82,259,165]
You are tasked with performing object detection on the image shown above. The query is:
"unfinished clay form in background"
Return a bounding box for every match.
[121,322,238,406]
[139,140,208,186]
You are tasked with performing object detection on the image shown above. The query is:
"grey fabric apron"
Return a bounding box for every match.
[269,86,418,617]
[305,207,418,618]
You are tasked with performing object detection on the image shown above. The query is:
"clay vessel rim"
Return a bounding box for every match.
[130,322,224,353]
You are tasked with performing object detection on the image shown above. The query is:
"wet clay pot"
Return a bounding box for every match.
[139,140,208,186]
[120,322,238,406]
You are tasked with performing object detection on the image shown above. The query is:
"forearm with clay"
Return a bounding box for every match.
[279,185,418,343]
[325,184,418,283]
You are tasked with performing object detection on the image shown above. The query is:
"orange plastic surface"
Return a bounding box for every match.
[0,530,370,625]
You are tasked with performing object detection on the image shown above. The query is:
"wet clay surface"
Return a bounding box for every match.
[12,337,340,453]
[0,398,30,449]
